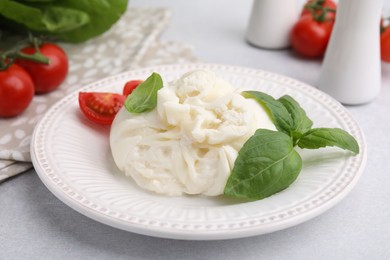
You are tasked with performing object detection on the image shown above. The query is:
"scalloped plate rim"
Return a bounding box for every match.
[31,63,367,240]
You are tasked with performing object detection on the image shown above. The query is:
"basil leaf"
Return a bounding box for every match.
[124,72,163,113]
[278,95,313,143]
[224,129,302,200]
[298,128,359,154]
[242,91,294,135]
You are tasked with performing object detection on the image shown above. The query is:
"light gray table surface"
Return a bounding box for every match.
[1,0,390,259]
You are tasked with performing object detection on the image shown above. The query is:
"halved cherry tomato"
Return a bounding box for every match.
[0,64,34,118]
[123,80,143,96]
[78,92,126,125]
[16,43,68,94]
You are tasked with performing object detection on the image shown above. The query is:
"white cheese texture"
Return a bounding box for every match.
[110,70,275,196]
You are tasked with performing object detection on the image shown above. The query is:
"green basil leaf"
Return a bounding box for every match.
[124,72,163,113]
[278,95,313,142]
[242,91,294,135]
[298,128,359,154]
[224,129,302,200]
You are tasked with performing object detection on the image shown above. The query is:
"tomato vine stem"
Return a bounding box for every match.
[304,0,336,22]
[0,34,50,71]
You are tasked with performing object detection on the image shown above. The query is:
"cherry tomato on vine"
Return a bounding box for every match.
[0,64,34,117]
[381,26,390,62]
[123,80,143,96]
[301,0,337,21]
[291,14,334,58]
[16,43,68,94]
[78,92,126,125]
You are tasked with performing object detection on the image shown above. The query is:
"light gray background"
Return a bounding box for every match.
[2,0,390,259]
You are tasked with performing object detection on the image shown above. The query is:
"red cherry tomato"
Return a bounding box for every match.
[381,26,390,62]
[0,64,34,118]
[123,80,143,96]
[291,15,334,58]
[301,0,337,21]
[16,43,68,94]
[78,92,126,125]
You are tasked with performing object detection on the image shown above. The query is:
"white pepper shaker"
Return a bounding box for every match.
[246,0,300,49]
[317,0,384,105]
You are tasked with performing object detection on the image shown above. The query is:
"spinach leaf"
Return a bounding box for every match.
[17,0,58,2]
[298,128,359,154]
[224,129,302,200]
[45,0,128,42]
[0,0,128,43]
[0,0,89,32]
[124,72,163,113]
[242,91,293,135]
[41,6,90,33]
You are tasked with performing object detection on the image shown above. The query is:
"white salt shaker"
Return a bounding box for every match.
[246,0,300,49]
[317,0,384,105]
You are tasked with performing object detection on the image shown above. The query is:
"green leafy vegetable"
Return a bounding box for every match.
[224,129,302,200]
[124,72,163,113]
[40,6,90,33]
[224,90,359,200]
[278,95,313,134]
[298,128,359,154]
[0,0,128,43]
[243,91,293,135]
[19,0,58,2]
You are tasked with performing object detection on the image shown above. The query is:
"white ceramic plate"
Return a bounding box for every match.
[31,64,366,240]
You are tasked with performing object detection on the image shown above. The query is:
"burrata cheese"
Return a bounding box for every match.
[110,70,275,196]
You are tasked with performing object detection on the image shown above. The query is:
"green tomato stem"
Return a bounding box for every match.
[0,50,50,71]
[14,51,49,64]
[0,53,10,71]
[0,33,50,71]
[304,0,336,23]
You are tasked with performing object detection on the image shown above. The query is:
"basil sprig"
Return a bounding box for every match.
[224,91,359,200]
[224,129,302,200]
[124,72,163,113]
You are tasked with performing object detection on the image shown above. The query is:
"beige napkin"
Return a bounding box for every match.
[0,7,197,182]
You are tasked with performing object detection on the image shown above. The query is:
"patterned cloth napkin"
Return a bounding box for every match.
[0,7,197,182]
